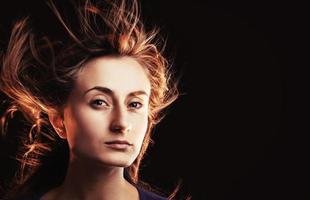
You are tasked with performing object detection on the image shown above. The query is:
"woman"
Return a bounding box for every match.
[0,0,180,199]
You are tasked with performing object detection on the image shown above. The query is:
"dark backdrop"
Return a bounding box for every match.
[0,0,308,199]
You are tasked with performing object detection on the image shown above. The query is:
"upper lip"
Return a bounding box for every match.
[105,140,132,145]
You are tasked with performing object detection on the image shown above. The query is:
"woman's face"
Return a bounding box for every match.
[62,56,151,167]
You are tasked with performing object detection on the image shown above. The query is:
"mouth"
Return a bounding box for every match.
[104,140,133,150]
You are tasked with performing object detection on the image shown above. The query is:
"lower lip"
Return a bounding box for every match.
[105,143,131,150]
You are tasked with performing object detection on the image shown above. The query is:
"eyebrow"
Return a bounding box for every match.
[83,86,149,98]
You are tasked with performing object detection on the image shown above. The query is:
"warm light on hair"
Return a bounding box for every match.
[0,0,180,199]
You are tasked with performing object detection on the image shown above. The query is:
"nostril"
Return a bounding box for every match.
[111,124,122,132]
[111,124,132,134]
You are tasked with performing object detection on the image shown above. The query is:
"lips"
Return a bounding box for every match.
[105,140,132,145]
[104,140,133,150]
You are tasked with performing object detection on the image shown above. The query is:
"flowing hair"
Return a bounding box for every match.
[0,0,185,199]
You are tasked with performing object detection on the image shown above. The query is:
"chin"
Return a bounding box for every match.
[77,149,138,168]
[100,158,135,168]
[97,154,136,168]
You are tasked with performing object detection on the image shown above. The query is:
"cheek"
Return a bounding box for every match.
[64,103,107,150]
[132,114,149,146]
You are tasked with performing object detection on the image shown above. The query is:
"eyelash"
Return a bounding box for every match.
[128,102,143,109]
[91,99,143,109]
[91,99,108,107]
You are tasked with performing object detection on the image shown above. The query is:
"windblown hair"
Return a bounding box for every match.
[0,0,179,198]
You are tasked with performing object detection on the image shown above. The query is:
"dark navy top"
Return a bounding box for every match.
[14,186,167,200]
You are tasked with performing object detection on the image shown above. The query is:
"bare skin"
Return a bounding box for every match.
[43,56,151,200]
[40,158,139,200]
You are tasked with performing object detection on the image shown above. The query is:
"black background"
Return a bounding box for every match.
[0,0,308,199]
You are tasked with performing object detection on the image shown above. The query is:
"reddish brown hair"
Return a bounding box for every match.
[0,0,180,199]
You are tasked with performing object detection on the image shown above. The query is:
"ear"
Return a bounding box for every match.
[48,109,67,139]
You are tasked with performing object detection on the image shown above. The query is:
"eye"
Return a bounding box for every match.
[129,102,143,109]
[91,99,109,108]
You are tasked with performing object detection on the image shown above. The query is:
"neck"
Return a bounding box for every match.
[50,154,138,200]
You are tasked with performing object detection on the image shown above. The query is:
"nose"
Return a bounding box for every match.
[110,106,132,134]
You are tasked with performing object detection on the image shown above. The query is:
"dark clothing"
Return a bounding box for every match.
[14,186,167,200]
[137,187,167,200]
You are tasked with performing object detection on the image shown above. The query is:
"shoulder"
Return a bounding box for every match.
[137,187,167,200]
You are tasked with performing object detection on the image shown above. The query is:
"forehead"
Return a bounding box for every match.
[74,56,151,96]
